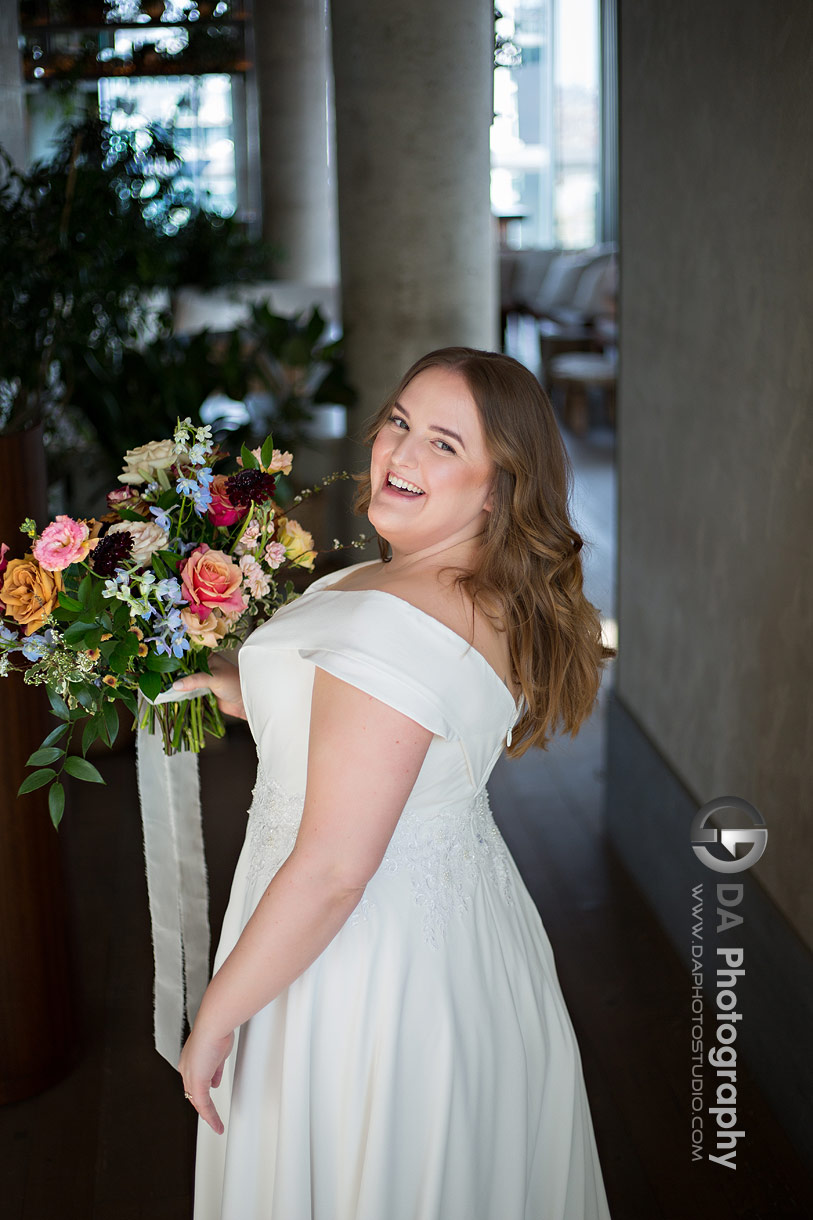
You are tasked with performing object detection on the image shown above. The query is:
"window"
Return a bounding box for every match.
[492,0,600,249]
[98,71,238,218]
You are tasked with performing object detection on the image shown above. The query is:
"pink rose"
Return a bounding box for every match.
[32,515,91,572]
[207,474,248,528]
[180,544,248,622]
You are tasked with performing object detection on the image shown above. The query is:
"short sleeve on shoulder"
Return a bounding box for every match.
[298,642,458,740]
[242,586,499,743]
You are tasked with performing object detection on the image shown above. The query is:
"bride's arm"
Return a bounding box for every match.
[178,666,434,1132]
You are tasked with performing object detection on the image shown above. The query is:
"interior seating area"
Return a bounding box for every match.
[500,244,618,434]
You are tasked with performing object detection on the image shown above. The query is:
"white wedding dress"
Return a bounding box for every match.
[193,560,612,1220]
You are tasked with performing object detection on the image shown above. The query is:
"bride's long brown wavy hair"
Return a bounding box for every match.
[350,346,616,758]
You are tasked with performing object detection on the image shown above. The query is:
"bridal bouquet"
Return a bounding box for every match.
[1,418,356,827]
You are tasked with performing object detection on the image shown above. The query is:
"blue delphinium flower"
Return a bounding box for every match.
[21,633,51,662]
[176,467,214,516]
[149,505,173,534]
[155,576,184,606]
[148,607,190,658]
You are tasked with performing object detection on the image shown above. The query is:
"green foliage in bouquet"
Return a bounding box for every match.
[0,420,368,827]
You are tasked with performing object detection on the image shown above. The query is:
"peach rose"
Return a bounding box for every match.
[0,542,8,612]
[180,606,237,648]
[276,517,316,571]
[266,449,293,476]
[180,544,248,622]
[1,555,63,636]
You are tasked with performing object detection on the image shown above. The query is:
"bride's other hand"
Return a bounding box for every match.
[178,1024,234,1135]
[173,653,247,720]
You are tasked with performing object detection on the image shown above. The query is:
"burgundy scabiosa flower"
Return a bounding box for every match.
[225,469,277,507]
[91,530,134,577]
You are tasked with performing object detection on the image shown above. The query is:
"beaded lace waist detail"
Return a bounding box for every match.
[245,765,515,947]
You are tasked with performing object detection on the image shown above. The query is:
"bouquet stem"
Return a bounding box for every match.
[139,692,225,754]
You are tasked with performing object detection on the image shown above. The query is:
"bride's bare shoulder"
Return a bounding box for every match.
[329,560,503,629]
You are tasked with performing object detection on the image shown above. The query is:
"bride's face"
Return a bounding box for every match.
[368,366,496,555]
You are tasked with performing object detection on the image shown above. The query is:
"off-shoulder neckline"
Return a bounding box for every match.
[310,566,521,713]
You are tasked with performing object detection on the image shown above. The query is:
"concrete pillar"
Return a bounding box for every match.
[0,0,26,168]
[330,0,498,445]
[253,0,338,283]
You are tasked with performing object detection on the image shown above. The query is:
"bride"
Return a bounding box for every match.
[176,347,615,1219]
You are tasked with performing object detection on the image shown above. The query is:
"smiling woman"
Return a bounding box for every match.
[179,346,614,1220]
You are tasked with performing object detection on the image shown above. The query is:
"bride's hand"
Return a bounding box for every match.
[173,653,247,720]
[179,1022,234,1135]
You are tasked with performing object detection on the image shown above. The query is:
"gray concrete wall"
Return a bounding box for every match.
[254,0,338,282]
[331,0,497,440]
[614,0,813,948]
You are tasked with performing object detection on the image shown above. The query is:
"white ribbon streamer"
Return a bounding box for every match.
[136,696,211,1067]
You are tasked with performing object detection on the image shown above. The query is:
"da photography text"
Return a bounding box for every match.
[688,796,767,1170]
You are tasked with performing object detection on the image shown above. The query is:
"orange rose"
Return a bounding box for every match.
[1,555,63,635]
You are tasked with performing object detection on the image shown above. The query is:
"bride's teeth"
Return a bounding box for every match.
[387,474,424,494]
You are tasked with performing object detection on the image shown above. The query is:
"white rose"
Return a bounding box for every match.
[107,521,169,567]
[118,439,177,486]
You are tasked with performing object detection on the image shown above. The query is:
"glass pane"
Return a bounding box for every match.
[98,70,237,216]
[491,0,599,249]
[554,0,600,248]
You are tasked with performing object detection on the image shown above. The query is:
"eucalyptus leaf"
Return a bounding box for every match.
[74,686,96,712]
[63,756,105,785]
[139,670,162,701]
[102,701,119,747]
[63,620,97,647]
[41,723,70,748]
[118,688,138,717]
[145,653,181,673]
[48,782,65,829]
[26,747,64,767]
[260,434,275,469]
[82,716,100,757]
[47,690,70,720]
[18,768,56,795]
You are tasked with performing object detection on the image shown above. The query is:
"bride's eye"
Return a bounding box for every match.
[389,414,455,454]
